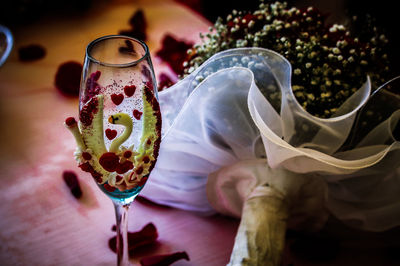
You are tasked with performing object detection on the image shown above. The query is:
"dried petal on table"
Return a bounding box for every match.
[156,34,193,75]
[157,73,175,91]
[119,9,147,41]
[62,171,83,199]
[119,39,136,55]
[119,28,147,42]
[109,222,159,257]
[140,251,190,266]
[129,9,147,32]
[18,44,46,62]
[54,61,83,97]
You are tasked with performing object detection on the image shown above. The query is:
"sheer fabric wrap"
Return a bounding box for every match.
[141,48,400,231]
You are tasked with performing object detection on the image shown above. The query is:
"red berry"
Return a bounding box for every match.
[143,156,150,164]
[136,166,144,175]
[65,117,77,127]
[123,150,133,158]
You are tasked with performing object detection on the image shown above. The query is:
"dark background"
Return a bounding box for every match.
[0,0,397,31]
[1,0,398,73]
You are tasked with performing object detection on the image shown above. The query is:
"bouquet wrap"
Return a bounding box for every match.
[141,48,400,232]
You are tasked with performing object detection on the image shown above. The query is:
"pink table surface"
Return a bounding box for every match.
[1,1,400,265]
[0,1,239,265]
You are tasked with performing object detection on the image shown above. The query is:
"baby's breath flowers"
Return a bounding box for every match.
[183,1,393,118]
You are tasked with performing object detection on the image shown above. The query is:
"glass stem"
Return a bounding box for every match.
[114,201,131,266]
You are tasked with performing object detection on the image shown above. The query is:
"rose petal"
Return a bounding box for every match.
[157,73,175,91]
[119,40,137,55]
[129,9,147,30]
[109,223,158,257]
[156,34,193,75]
[119,9,147,41]
[18,44,46,61]
[62,171,82,199]
[140,251,190,266]
[55,61,83,97]
[119,29,147,42]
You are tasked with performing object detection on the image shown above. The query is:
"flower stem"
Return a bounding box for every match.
[114,201,131,266]
[228,185,289,266]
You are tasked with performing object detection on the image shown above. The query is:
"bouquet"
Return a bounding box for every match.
[183,1,393,118]
[143,1,400,265]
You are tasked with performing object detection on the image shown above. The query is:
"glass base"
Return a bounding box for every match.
[100,184,144,206]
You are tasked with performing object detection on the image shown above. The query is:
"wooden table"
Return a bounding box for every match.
[1,1,399,265]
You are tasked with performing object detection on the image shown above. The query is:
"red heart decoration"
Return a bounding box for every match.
[133,109,143,120]
[124,85,136,97]
[105,129,117,140]
[111,93,124,105]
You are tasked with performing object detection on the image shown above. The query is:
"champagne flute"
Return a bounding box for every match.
[65,35,161,265]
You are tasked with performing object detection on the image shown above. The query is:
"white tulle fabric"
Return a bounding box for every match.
[141,48,400,231]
